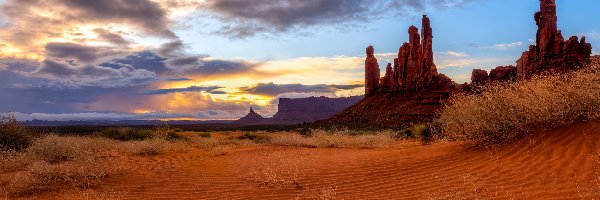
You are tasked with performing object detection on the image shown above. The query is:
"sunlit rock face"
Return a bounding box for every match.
[516,0,592,79]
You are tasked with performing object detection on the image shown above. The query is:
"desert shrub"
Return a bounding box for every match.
[269,130,394,149]
[165,131,187,141]
[98,127,155,141]
[171,128,184,132]
[438,64,600,144]
[238,132,271,144]
[121,138,189,156]
[407,124,432,143]
[295,128,312,137]
[1,135,115,195]
[198,132,211,138]
[0,115,35,151]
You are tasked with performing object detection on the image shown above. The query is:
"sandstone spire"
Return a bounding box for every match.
[365,45,380,95]
[516,0,592,79]
[380,63,395,89]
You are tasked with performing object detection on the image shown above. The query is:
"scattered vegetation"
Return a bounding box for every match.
[269,130,396,149]
[97,125,187,141]
[0,115,36,151]
[437,63,600,144]
[0,135,115,196]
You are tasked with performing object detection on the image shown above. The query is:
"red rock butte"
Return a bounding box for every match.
[366,15,454,95]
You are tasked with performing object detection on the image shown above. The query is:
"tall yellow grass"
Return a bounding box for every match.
[438,61,600,144]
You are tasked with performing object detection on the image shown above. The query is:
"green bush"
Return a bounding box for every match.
[0,115,34,151]
[407,124,432,143]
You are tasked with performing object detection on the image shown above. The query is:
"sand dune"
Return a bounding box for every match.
[44,122,600,199]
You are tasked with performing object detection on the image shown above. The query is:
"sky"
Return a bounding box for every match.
[0,0,598,121]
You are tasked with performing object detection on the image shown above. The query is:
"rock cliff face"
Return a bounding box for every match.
[271,96,363,124]
[234,96,363,125]
[516,0,592,79]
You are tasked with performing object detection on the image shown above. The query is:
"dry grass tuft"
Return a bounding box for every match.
[438,63,600,144]
[247,151,319,189]
[120,138,190,156]
[269,130,396,149]
[0,135,116,196]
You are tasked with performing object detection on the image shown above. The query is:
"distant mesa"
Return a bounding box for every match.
[233,96,363,125]
[318,0,593,128]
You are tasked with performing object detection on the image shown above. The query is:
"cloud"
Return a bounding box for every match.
[240,82,363,96]
[0,0,177,60]
[57,0,175,38]
[8,111,243,121]
[45,42,126,64]
[25,59,157,88]
[143,86,225,95]
[490,42,523,50]
[438,51,469,57]
[93,28,131,46]
[434,51,515,69]
[581,31,600,41]
[201,0,480,38]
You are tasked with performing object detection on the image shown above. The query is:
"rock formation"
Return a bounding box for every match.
[380,63,395,89]
[471,69,489,85]
[320,0,595,129]
[489,66,517,82]
[234,96,363,125]
[516,0,592,79]
[271,96,363,124]
[365,46,380,94]
[321,15,456,128]
[364,15,450,95]
[235,107,268,125]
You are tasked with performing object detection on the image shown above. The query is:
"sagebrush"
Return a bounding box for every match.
[438,62,600,144]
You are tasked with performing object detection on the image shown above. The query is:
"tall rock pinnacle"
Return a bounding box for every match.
[516,0,592,79]
[365,45,380,95]
[365,15,451,95]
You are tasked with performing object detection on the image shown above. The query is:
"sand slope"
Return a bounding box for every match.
[48,122,600,199]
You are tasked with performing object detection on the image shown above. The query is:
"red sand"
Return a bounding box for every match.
[45,122,600,199]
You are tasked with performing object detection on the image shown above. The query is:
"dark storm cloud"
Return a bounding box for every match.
[185,59,257,76]
[59,0,176,38]
[93,29,131,46]
[202,0,480,38]
[156,40,185,58]
[45,42,125,64]
[27,59,157,89]
[155,40,258,75]
[143,86,225,95]
[240,82,363,96]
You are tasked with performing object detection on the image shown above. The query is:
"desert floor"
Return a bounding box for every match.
[36,122,600,200]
